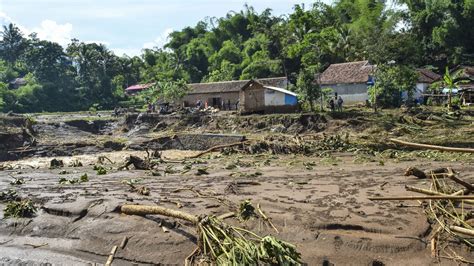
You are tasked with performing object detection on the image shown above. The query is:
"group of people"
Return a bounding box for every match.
[329,93,344,112]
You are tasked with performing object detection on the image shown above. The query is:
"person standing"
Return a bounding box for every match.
[329,98,335,112]
[337,96,344,112]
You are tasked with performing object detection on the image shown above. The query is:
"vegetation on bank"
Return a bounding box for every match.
[0,1,473,113]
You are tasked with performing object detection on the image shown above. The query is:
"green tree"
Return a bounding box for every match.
[369,64,417,111]
[0,24,27,65]
[296,68,321,112]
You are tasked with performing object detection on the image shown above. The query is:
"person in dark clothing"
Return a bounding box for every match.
[329,99,335,112]
[337,96,344,112]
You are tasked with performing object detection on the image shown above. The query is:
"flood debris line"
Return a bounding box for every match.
[120,204,301,264]
[390,138,474,153]
[371,167,474,263]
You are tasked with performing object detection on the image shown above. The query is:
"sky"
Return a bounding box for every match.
[0,0,331,57]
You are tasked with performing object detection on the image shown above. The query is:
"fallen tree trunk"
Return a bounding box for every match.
[187,141,250,159]
[390,138,474,153]
[121,204,199,224]
[369,195,474,201]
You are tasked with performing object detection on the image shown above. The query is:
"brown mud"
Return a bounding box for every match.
[0,109,473,265]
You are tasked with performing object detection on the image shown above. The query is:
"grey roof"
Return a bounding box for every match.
[9,78,27,86]
[187,77,288,94]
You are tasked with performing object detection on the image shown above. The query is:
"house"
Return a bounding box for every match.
[319,61,375,104]
[181,77,289,110]
[403,68,441,102]
[9,78,27,89]
[239,80,298,114]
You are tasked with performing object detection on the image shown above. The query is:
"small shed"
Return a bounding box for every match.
[239,80,298,114]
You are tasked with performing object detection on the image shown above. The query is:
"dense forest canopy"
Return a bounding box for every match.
[0,0,473,113]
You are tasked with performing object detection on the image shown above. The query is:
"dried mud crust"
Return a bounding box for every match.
[1,155,472,265]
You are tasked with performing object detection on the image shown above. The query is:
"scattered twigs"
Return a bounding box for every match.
[187,141,250,159]
[400,167,474,263]
[369,195,474,201]
[105,245,118,266]
[256,203,279,234]
[390,138,474,153]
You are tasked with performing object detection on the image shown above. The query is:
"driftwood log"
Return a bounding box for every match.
[390,138,474,153]
[121,204,199,224]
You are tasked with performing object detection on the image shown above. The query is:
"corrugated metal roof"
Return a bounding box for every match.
[263,85,297,97]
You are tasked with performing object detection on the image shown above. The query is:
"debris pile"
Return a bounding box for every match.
[381,167,474,263]
[120,204,301,264]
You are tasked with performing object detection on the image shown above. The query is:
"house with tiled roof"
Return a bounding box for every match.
[319,61,375,104]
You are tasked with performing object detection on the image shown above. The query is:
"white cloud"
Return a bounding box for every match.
[32,20,73,47]
[143,28,173,50]
[85,40,110,46]
[0,11,29,34]
[111,47,142,57]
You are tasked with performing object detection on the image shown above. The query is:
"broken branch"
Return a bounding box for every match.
[390,138,474,153]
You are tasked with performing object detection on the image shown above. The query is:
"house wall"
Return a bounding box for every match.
[264,89,297,106]
[401,83,429,103]
[264,89,285,106]
[240,83,265,113]
[321,83,369,104]
[181,92,240,109]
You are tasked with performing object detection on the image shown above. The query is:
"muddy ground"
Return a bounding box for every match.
[0,108,473,265]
